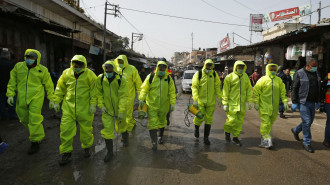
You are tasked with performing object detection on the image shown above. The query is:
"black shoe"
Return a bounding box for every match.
[291,128,300,141]
[158,137,164,144]
[323,141,330,148]
[232,137,242,146]
[303,145,314,153]
[158,128,165,144]
[122,132,129,147]
[149,130,158,151]
[204,137,211,145]
[225,132,231,143]
[28,142,39,155]
[84,148,91,158]
[59,153,71,166]
[194,125,200,138]
[104,139,113,163]
[280,112,286,119]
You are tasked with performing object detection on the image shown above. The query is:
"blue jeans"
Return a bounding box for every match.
[0,92,16,119]
[293,101,315,146]
[279,98,284,113]
[325,103,330,142]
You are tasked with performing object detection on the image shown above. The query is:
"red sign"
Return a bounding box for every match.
[220,35,230,52]
[269,7,299,22]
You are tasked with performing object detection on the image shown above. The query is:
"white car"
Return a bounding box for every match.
[181,70,197,93]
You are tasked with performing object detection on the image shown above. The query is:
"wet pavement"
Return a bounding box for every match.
[0,80,329,185]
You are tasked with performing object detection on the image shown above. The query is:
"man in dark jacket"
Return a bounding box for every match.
[139,67,148,82]
[277,67,292,118]
[0,48,16,120]
[290,58,321,153]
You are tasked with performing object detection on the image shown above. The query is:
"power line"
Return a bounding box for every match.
[120,7,250,27]
[199,0,245,20]
[232,0,259,13]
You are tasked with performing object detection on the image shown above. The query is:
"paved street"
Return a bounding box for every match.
[0,80,329,185]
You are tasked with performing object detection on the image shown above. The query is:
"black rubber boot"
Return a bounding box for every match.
[122,131,129,147]
[232,137,242,146]
[204,124,211,145]
[158,127,165,144]
[104,139,113,163]
[194,125,200,138]
[225,132,231,143]
[280,112,286,118]
[28,142,39,155]
[167,112,170,125]
[149,129,158,151]
[59,153,71,166]
[84,148,91,158]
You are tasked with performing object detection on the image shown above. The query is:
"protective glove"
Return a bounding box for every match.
[223,105,229,112]
[248,102,253,110]
[292,103,299,112]
[101,106,107,113]
[7,97,14,106]
[54,103,61,113]
[217,100,222,108]
[254,103,259,111]
[193,101,198,109]
[49,100,55,110]
[139,100,145,108]
[170,105,175,112]
[0,142,9,154]
[284,103,289,111]
[89,105,96,114]
[316,102,321,110]
[118,113,124,121]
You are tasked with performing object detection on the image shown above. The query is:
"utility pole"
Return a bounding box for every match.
[103,1,119,63]
[318,1,321,24]
[191,32,193,51]
[309,0,312,25]
[131,33,143,51]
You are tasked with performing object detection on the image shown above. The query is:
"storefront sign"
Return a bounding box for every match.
[89,45,100,55]
[263,4,311,23]
[220,34,230,53]
[250,14,263,32]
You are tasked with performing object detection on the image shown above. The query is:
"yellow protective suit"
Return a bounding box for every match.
[6,49,54,142]
[115,55,142,132]
[54,55,97,154]
[191,59,222,126]
[96,60,128,139]
[222,61,253,137]
[138,61,176,130]
[254,64,288,139]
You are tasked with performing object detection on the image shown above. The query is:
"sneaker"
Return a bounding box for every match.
[28,142,39,155]
[291,128,300,141]
[323,141,330,148]
[204,137,211,145]
[84,148,91,158]
[225,132,231,143]
[232,137,242,146]
[59,153,71,166]
[303,145,314,153]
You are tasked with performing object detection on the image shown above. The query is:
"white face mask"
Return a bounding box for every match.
[205,69,211,74]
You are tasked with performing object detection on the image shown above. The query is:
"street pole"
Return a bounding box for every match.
[318,1,321,24]
[103,1,107,63]
[310,0,312,25]
[131,33,143,51]
[191,32,193,51]
[131,33,133,50]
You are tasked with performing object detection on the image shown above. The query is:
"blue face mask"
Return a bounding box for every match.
[105,72,114,78]
[74,68,82,73]
[205,69,211,74]
[26,59,35,65]
[310,67,317,72]
[270,71,276,75]
[237,69,243,74]
[158,71,165,77]
[119,64,124,68]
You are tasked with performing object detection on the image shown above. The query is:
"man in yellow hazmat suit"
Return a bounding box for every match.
[7,49,54,154]
[54,55,97,166]
[115,55,142,139]
[254,64,288,149]
[95,60,128,162]
[191,59,222,145]
[222,61,253,146]
[138,61,176,151]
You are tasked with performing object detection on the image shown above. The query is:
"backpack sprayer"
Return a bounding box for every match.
[184,95,204,127]
[138,104,148,119]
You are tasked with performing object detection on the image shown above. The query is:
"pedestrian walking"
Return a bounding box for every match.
[6,49,54,154]
[95,60,128,162]
[322,72,330,148]
[191,59,222,145]
[222,61,253,146]
[277,67,292,118]
[115,55,142,134]
[138,61,176,150]
[291,57,321,153]
[139,67,148,82]
[54,55,97,165]
[251,68,261,87]
[254,64,288,149]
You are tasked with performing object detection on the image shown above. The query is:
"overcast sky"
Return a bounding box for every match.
[81,0,330,60]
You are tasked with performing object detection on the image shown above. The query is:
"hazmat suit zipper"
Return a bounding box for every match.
[239,76,241,111]
[160,77,162,106]
[75,79,77,116]
[271,78,274,116]
[109,79,116,116]
[207,73,209,105]
[25,68,30,105]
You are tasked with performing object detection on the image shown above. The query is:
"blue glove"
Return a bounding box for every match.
[316,102,321,110]
[292,104,299,112]
[0,142,8,154]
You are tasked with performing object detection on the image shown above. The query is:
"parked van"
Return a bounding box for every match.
[181,70,197,93]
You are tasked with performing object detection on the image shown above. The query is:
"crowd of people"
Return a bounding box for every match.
[0,48,329,167]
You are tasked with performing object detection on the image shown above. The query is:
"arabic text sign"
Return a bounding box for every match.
[269,7,299,22]
[220,34,230,52]
[250,14,263,32]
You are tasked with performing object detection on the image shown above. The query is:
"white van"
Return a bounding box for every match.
[181,70,197,93]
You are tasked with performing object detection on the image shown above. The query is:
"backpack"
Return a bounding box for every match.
[198,70,216,81]
[149,73,171,85]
